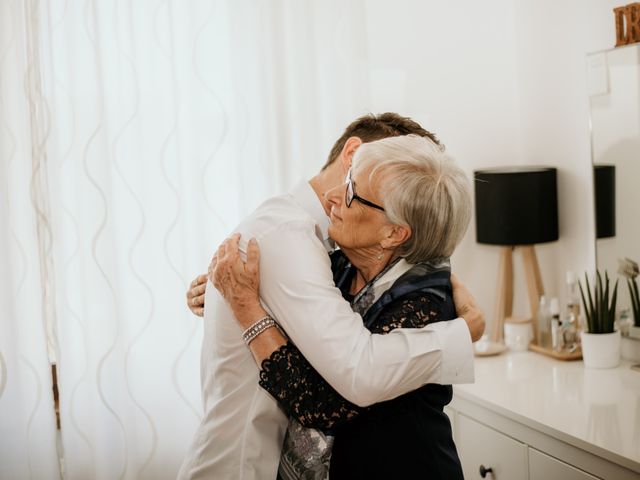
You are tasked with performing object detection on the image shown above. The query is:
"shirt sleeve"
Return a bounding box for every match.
[251,223,474,407]
[259,291,460,429]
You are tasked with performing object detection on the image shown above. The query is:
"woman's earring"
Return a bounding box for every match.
[377,248,384,260]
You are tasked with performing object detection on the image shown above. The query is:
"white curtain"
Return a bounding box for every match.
[0,1,370,479]
[0,1,62,479]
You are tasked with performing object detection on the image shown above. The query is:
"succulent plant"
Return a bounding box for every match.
[579,271,618,334]
[618,258,639,327]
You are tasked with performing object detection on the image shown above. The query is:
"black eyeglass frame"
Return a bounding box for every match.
[345,168,385,212]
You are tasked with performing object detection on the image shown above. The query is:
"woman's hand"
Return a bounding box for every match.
[210,233,264,328]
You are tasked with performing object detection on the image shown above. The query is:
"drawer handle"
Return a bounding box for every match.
[479,465,493,478]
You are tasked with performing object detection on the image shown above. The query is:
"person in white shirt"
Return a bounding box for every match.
[211,133,472,479]
[178,113,484,480]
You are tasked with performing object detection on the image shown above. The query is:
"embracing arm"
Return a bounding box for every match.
[258,343,360,429]
[257,291,449,430]
[212,238,360,428]
[213,232,481,407]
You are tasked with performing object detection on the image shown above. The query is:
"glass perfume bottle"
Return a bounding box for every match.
[562,271,580,352]
[536,295,551,348]
[550,297,562,351]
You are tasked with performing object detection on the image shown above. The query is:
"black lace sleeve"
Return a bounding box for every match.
[258,291,448,430]
[259,344,361,430]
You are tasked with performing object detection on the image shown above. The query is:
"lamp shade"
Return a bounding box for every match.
[474,167,558,245]
[594,164,615,239]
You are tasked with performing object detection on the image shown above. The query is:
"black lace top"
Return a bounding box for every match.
[258,290,448,431]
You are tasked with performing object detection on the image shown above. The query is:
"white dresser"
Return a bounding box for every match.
[447,352,640,480]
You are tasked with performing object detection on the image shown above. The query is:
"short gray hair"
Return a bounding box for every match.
[353,134,472,263]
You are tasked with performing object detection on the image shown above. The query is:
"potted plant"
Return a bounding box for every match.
[618,258,640,339]
[579,271,620,368]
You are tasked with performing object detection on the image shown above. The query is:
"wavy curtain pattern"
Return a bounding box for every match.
[0,1,369,479]
[0,1,62,479]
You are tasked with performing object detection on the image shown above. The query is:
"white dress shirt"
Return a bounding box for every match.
[177,180,474,480]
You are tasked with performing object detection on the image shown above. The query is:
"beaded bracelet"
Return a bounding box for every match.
[242,315,276,345]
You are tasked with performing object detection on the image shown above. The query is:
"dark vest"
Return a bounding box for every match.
[328,251,464,480]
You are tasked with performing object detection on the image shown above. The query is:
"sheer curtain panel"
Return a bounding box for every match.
[0,1,61,478]
[0,1,370,479]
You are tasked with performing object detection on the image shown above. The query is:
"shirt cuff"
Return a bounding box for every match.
[434,317,475,384]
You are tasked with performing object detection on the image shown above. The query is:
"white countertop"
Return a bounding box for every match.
[453,351,640,472]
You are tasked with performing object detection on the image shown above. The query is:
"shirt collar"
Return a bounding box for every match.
[289,179,334,251]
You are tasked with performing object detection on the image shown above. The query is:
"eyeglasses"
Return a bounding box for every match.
[345,168,385,212]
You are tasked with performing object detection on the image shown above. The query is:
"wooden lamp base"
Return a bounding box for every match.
[475,245,538,357]
[491,245,543,344]
[485,245,582,360]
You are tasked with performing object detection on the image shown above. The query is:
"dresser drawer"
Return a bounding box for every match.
[529,448,600,480]
[457,414,528,480]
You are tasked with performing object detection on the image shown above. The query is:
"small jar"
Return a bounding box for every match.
[504,316,533,352]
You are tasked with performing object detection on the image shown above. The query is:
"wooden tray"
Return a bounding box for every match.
[529,342,582,361]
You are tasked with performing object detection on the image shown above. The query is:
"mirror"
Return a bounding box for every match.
[588,43,640,314]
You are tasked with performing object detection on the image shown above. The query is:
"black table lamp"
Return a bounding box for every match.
[475,167,559,346]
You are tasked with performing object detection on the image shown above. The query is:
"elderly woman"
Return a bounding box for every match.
[212,134,472,479]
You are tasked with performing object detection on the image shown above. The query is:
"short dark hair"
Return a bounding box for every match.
[322,112,441,170]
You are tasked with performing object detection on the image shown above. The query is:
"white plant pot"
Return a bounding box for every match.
[621,335,640,362]
[581,331,621,369]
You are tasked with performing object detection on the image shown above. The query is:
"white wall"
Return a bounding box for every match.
[363,0,622,329]
[512,0,624,308]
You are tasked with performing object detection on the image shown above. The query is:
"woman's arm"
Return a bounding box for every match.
[211,234,288,365]
[212,235,361,429]
[212,236,456,430]
[257,291,449,429]
[258,342,362,429]
[212,239,448,429]
[211,232,482,406]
